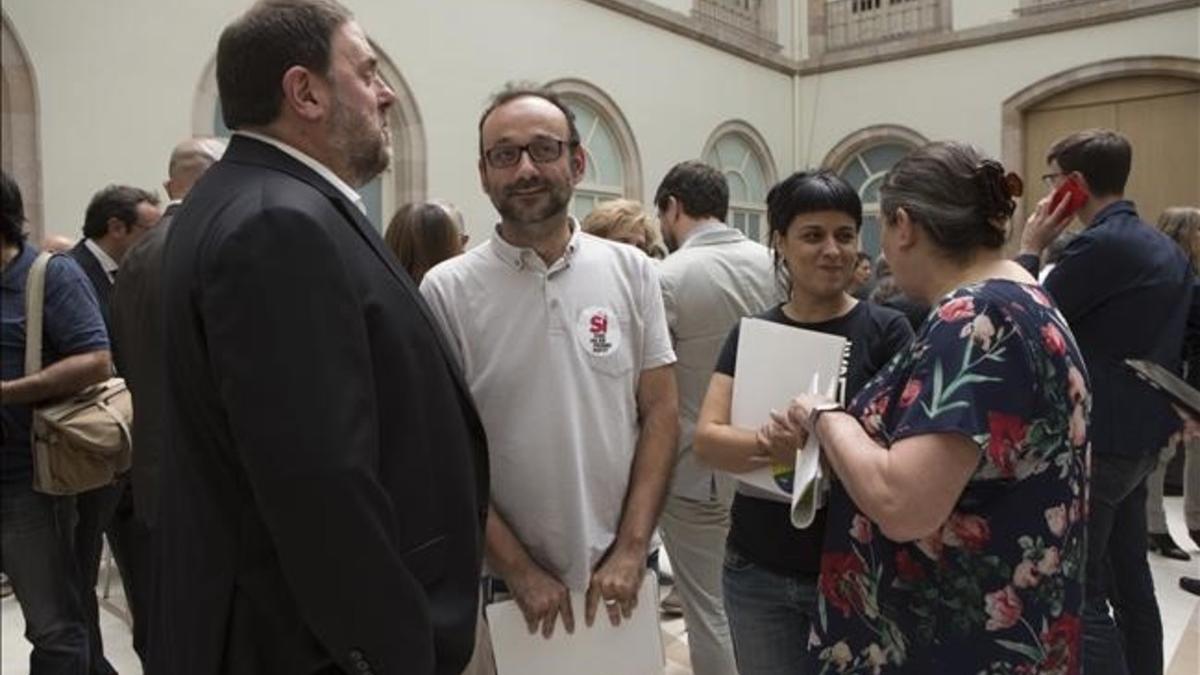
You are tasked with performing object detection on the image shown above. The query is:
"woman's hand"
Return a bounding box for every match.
[756,409,805,466]
[785,392,838,433]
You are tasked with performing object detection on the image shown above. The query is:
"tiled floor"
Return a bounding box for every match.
[4,498,1198,674]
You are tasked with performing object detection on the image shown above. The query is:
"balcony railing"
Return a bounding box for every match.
[694,0,779,49]
[824,0,945,50]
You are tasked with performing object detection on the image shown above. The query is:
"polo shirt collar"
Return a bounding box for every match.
[85,238,120,280]
[234,130,366,215]
[490,217,582,271]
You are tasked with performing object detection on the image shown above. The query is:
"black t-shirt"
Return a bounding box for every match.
[714,300,914,577]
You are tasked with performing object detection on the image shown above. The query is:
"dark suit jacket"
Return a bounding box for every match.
[69,240,114,338]
[152,136,488,675]
[110,202,177,527]
[1017,200,1192,459]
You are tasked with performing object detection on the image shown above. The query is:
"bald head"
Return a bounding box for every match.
[165,137,227,200]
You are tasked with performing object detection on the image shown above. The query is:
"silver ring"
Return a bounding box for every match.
[604,599,619,606]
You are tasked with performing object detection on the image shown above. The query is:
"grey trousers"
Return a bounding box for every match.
[1146,435,1200,534]
[659,491,739,675]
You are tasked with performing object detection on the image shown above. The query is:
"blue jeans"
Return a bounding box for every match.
[0,480,91,674]
[72,480,121,675]
[1083,452,1163,675]
[722,545,818,675]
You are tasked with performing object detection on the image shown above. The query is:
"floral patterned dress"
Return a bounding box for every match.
[809,280,1090,675]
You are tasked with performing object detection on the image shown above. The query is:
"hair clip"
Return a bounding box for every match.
[1004,172,1024,199]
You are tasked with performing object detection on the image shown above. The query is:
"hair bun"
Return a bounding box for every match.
[973,160,1017,224]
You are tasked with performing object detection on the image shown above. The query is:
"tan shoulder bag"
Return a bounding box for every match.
[25,251,133,495]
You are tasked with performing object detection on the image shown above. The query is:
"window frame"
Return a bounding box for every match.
[701,120,778,243]
[191,44,426,231]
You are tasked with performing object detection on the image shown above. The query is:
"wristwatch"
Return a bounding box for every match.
[807,402,845,434]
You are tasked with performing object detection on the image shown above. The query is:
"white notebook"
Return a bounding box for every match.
[729,318,847,528]
[485,573,663,675]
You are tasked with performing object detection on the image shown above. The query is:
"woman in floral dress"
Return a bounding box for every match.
[764,142,1090,674]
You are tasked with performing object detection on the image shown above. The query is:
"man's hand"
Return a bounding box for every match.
[506,561,574,639]
[585,545,644,627]
[1019,194,1074,257]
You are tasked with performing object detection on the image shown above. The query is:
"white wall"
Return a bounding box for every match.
[645,0,694,14]
[5,0,1196,239]
[4,0,793,240]
[797,7,1200,168]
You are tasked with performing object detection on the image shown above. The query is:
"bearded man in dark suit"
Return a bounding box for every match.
[150,2,488,674]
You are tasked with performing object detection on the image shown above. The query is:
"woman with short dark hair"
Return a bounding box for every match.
[694,169,912,675]
[770,142,1089,673]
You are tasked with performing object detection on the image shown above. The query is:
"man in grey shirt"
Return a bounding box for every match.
[421,83,679,646]
[655,160,779,675]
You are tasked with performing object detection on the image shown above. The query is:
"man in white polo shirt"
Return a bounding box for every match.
[421,83,679,644]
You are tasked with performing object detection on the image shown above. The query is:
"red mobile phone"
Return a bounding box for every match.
[1048,175,1087,218]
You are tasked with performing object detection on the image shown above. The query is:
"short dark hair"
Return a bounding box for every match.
[765,170,862,297]
[856,251,872,265]
[880,141,1015,260]
[216,0,353,130]
[766,169,862,239]
[478,82,581,156]
[653,161,729,222]
[82,185,160,240]
[384,201,463,284]
[1046,128,1131,198]
[1,170,26,245]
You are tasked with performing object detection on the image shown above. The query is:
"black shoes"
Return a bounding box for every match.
[1181,577,1200,597]
[1147,532,1192,561]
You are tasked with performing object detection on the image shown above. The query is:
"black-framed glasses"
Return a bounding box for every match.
[484,137,568,169]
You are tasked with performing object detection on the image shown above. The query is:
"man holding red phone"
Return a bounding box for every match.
[1017,128,1193,675]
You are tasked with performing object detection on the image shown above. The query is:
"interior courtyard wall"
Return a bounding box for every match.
[796,7,1199,169]
[3,0,794,241]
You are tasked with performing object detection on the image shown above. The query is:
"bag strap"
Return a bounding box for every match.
[23,251,52,375]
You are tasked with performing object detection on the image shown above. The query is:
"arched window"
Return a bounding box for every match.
[193,46,425,232]
[2,13,43,239]
[823,125,926,258]
[702,121,777,243]
[545,79,642,222]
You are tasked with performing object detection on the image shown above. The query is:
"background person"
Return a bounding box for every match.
[849,251,873,299]
[776,143,1089,673]
[1144,205,1200,560]
[1017,129,1192,675]
[384,200,469,283]
[653,159,779,675]
[109,136,226,662]
[1,168,110,673]
[693,170,911,675]
[69,183,161,675]
[580,198,654,256]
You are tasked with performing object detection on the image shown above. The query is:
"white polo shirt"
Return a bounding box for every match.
[420,222,676,591]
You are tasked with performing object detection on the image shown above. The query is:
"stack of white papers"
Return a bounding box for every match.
[729,318,847,528]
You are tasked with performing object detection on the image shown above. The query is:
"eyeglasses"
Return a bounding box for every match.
[1041,172,1064,187]
[483,137,569,169]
